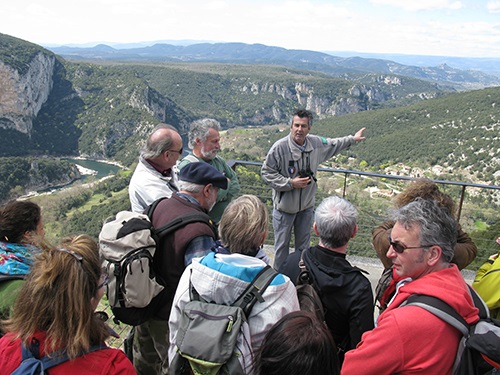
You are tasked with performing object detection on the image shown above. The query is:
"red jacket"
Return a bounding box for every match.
[342,265,479,375]
[0,332,136,375]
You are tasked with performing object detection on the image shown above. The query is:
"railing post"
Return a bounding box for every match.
[343,173,348,198]
[457,185,466,222]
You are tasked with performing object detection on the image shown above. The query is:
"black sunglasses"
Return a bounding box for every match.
[388,235,433,254]
[169,147,183,154]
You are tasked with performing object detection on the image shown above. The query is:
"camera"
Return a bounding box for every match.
[298,168,317,184]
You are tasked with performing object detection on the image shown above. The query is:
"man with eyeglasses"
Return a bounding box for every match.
[133,162,228,375]
[178,118,240,225]
[129,123,184,213]
[342,198,479,375]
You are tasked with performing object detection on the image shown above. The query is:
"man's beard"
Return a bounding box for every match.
[201,146,218,160]
[208,194,217,211]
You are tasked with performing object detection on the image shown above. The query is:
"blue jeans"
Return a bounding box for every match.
[272,207,313,270]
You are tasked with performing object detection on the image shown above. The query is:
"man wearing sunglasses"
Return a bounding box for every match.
[342,198,479,375]
[129,123,183,213]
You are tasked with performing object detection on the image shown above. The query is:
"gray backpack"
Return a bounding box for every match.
[170,265,278,375]
[99,197,215,326]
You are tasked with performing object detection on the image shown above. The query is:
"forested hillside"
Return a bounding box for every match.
[0,157,79,201]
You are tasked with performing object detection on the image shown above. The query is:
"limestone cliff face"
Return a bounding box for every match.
[0,52,56,135]
[235,79,392,123]
[233,75,420,124]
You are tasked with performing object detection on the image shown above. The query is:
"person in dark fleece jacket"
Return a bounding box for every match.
[279,196,374,365]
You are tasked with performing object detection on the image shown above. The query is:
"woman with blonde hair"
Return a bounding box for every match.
[168,195,299,374]
[0,234,135,374]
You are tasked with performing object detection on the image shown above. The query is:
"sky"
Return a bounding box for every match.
[2,0,500,58]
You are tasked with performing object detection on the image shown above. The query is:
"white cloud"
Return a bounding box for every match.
[370,0,463,11]
[487,1,500,12]
[1,0,499,57]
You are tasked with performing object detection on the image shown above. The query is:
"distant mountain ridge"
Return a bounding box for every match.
[324,51,500,77]
[48,42,500,90]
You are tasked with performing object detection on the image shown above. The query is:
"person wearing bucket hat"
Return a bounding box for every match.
[132,162,228,375]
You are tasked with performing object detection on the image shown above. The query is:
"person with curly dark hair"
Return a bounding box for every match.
[0,200,45,323]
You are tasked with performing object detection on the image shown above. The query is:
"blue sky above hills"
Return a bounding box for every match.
[2,0,500,58]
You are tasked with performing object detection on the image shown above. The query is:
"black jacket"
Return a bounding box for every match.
[280,245,374,362]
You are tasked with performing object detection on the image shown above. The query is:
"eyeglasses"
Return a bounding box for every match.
[169,147,183,155]
[388,235,433,254]
[98,273,109,289]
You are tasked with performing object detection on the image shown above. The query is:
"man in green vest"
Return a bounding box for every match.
[178,118,240,225]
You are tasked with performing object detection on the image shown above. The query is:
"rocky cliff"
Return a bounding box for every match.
[0,52,56,136]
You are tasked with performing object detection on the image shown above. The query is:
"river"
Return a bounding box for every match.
[20,159,124,200]
[65,158,123,181]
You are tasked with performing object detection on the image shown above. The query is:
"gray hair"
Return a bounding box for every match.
[177,180,204,193]
[314,196,357,248]
[188,118,221,148]
[141,123,178,159]
[391,198,457,262]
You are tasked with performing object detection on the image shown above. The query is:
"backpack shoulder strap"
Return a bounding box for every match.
[154,211,216,240]
[404,294,469,336]
[183,154,200,164]
[144,197,169,219]
[297,249,314,285]
[232,265,278,317]
[467,284,490,319]
[19,341,107,372]
[0,273,25,283]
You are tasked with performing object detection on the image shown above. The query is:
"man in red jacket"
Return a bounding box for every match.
[342,198,479,375]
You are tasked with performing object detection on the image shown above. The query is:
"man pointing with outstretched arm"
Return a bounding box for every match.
[261,108,366,270]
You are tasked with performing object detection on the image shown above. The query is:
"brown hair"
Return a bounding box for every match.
[254,311,340,375]
[2,235,108,359]
[0,200,41,243]
[394,178,457,217]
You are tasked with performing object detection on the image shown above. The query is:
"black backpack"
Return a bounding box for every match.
[99,197,216,326]
[0,273,25,283]
[295,250,326,322]
[405,285,500,375]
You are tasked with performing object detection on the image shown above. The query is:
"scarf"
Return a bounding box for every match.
[0,241,38,275]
